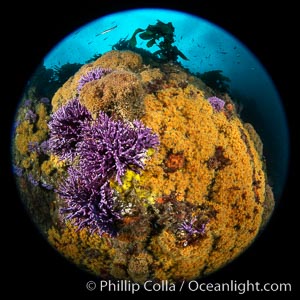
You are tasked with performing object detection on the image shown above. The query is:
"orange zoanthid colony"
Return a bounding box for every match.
[14,50,274,283]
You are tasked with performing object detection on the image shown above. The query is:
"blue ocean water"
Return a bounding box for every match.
[43,8,289,200]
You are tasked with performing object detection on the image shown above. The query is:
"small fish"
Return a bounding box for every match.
[96,25,118,36]
[219,51,227,54]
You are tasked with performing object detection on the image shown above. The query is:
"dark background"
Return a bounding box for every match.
[2,0,298,297]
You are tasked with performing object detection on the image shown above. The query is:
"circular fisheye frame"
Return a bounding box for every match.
[11,8,289,283]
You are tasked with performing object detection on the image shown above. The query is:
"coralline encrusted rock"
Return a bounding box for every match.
[244,122,263,158]
[45,50,273,282]
[79,70,144,120]
[92,50,143,71]
[51,51,142,110]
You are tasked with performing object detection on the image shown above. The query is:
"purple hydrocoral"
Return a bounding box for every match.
[77,67,112,91]
[24,109,37,123]
[24,99,32,107]
[47,99,159,236]
[40,140,50,154]
[41,182,54,190]
[28,140,49,155]
[28,141,40,152]
[78,112,160,185]
[12,165,23,177]
[48,98,92,160]
[40,97,50,105]
[27,173,39,186]
[58,167,121,236]
[178,217,208,244]
[207,96,225,112]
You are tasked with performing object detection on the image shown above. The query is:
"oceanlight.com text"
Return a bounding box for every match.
[86,279,292,294]
[187,280,292,294]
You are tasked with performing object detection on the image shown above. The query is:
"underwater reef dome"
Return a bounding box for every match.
[11,9,289,283]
